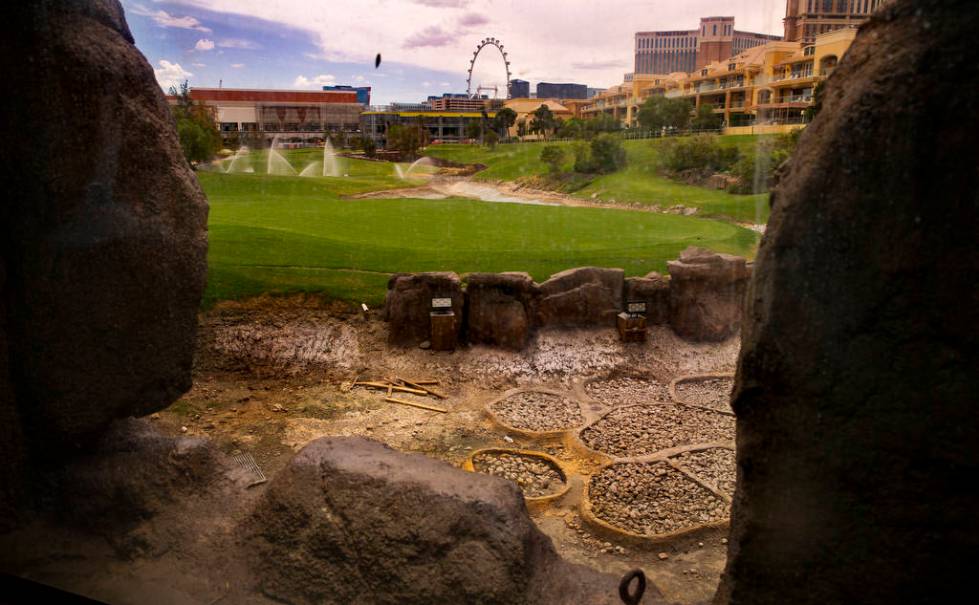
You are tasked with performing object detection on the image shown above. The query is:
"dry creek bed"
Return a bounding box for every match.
[472,451,566,498]
[490,391,584,432]
[589,462,730,536]
[579,404,734,458]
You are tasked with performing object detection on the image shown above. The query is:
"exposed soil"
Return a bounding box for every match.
[147,294,740,604]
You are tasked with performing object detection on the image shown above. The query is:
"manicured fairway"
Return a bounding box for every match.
[200,152,759,306]
[425,137,771,223]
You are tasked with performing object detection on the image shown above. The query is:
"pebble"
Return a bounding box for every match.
[675,377,735,412]
[658,552,669,560]
[472,452,566,498]
[586,377,670,407]
[673,448,736,498]
[589,462,730,537]
[580,404,734,457]
[490,391,584,432]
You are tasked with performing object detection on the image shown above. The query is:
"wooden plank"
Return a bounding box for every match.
[399,378,447,400]
[354,382,428,395]
[384,397,447,414]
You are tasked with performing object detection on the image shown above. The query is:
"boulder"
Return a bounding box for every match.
[1,0,207,468]
[624,272,670,325]
[667,247,750,341]
[537,267,624,327]
[466,272,538,349]
[244,437,631,605]
[384,272,463,345]
[717,2,979,604]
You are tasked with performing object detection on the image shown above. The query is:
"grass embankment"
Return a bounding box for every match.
[425,136,770,224]
[201,148,759,306]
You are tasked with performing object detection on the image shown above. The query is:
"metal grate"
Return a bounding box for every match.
[233,452,267,487]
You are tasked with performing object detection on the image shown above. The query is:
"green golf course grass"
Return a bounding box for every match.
[200,149,759,307]
[424,136,771,224]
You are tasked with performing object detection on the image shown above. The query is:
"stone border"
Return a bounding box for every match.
[669,372,736,417]
[463,447,572,514]
[484,387,589,442]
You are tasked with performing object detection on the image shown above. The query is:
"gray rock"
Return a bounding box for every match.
[718,1,979,603]
[1,0,207,492]
[624,272,670,325]
[667,247,750,341]
[537,267,624,328]
[466,272,538,349]
[384,272,463,345]
[243,437,633,605]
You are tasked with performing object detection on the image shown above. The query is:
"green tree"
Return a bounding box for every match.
[516,119,527,137]
[530,104,556,139]
[690,104,724,131]
[168,80,221,165]
[464,120,482,141]
[539,145,566,174]
[637,96,692,132]
[803,80,826,123]
[387,123,428,160]
[484,130,499,150]
[585,114,622,136]
[493,107,517,136]
[359,136,377,158]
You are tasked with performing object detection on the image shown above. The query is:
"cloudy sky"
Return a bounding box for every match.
[123,0,786,105]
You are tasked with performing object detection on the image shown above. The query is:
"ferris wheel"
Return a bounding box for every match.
[466,37,511,99]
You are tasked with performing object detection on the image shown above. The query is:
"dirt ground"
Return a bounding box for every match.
[146,294,739,604]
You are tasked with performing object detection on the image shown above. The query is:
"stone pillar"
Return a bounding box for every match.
[667,248,750,341]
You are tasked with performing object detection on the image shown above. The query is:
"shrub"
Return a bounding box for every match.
[659,135,739,174]
[540,145,566,174]
[726,132,799,194]
[484,130,499,150]
[572,141,594,173]
[588,134,627,174]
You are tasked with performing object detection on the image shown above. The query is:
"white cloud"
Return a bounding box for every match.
[192,62,207,67]
[353,75,365,82]
[403,25,456,49]
[421,81,431,88]
[231,63,245,68]
[293,74,337,88]
[218,38,260,49]
[440,81,450,87]
[154,59,193,90]
[130,4,211,32]
[195,38,215,51]
[459,13,489,28]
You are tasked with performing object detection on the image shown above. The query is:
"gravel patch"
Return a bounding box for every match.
[585,377,670,407]
[673,448,737,498]
[579,404,734,458]
[589,462,729,536]
[490,391,584,432]
[674,377,734,412]
[472,451,566,498]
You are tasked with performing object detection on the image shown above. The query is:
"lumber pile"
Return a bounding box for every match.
[352,377,448,413]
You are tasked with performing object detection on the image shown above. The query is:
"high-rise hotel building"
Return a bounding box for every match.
[634,17,782,76]
[784,0,891,43]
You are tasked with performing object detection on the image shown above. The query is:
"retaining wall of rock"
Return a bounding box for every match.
[383,247,751,347]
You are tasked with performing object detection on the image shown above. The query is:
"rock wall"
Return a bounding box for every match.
[0,0,208,501]
[466,272,538,349]
[668,247,751,342]
[717,1,979,603]
[624,272,670,325]
[384,272,464,345]
[245,437,628,605]
[537,267,624,328]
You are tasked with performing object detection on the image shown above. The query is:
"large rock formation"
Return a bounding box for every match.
[384,272,463,345]
[624,272,670,325]
[668,247,750,341]
[537,267,624,328]
[718,1,979,603]
[244,437,630,605]
[0,0,208,492]
[465,272,538,349]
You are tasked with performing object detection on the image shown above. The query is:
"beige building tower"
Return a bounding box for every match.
[784,0,890,43]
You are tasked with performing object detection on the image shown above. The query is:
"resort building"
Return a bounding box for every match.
[634,16,782,76]
[536,82,588,100]
[502,98,573,138]
[784,0,891,43]
[509,79,530,98]
[169,87,364,145]
[585,27,859,133]
[322,85,372,105]
[426,93,490,112]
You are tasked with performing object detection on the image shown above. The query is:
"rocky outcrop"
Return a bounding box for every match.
[1,0,207,490]
[624,272,670,325]
[537,267,624,328]
[466,272,538,349]
[244,437,629,605]
[717,1,979,604]
[667,248,750,341]
[384,272,463,345]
